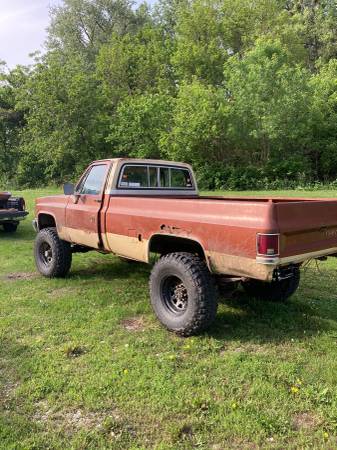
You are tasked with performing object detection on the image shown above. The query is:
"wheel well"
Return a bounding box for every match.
[149,234,206,260]
[38,214,56,229]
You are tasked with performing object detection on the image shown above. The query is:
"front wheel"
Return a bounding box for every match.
[149,252,217,336]
[242,269,300,302]
[34,227,72,278]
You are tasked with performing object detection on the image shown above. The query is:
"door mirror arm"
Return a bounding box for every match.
[73,193,81,204]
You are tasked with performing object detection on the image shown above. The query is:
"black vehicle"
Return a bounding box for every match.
[0,192,28,232]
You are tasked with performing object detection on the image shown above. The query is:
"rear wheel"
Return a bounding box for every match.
[34,227,72,278]
[149,252,217,336]
[242,269,300,302]
[3,223,18,233]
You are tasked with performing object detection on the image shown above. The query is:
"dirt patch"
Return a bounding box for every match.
[220,343,268,356]
[2,272,37,281]
[33,402,134,438]
[120,316,146,332]
[0,381,19,407]
[46,287,79,299]
[212,439,258,449]
[292,412,320,431]
[34,404,111,431]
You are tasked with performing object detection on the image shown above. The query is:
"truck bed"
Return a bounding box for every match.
[102,194,337,279]
[0,192,11,202]
[202,195,337,260]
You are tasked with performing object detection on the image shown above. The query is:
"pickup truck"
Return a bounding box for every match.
[33,158,337,335]
[0,192,28,232]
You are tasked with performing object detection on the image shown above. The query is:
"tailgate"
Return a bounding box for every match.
[276,200,337,260]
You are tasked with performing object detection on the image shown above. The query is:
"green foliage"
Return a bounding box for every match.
[0,65,28,185]
[3,0,337,188]
[224,38,312,164]
[96,24,174,104]
[47,0,140,59]
[197,158,311,191]
[162,79,230,163]
[16,52,109,186]
[107,92,173,158]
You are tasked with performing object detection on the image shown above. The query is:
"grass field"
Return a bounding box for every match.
[1,188,337,449]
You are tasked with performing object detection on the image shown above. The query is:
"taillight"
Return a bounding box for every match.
[257,233,279,256]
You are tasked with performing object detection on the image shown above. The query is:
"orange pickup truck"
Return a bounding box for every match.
[33,158,337,335]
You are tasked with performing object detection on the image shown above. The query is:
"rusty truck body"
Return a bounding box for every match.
[0,192,28,232]
[33,158,337,335]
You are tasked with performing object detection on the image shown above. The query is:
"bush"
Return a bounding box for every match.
[195,159,312,191]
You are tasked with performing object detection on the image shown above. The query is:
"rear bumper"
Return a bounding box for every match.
[257,246,337,266]
[0,210,28,223]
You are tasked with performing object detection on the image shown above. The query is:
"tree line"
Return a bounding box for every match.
[2,0,337,190]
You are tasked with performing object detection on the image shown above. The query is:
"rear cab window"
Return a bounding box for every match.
[118,164,194,190]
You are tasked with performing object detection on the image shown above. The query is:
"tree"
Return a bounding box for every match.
[0,64,28,184]
[310,59,337,180]
[16,52,109,186]
[163,79,230,165]
[3,0,337,189]
[224,38,312,166]
[47,0,144,60]
[172,0,227,85]
[97,23,175,106]
[107,92,173,158]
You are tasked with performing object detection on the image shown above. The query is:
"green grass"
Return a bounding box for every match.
[1,187,337,449]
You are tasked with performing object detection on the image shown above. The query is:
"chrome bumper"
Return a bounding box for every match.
[32,218,39,232]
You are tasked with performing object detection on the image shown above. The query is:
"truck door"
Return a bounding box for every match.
[65,163,108,249]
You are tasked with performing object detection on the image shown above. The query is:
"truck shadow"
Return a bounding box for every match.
[0,225,35,241]
[69,257,150,282]
[210,287,335,344]
[70,259,337,344]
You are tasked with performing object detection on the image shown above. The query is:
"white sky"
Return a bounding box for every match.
[0,0,62,68]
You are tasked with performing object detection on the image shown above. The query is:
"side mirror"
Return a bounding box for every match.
[63,183,74,195]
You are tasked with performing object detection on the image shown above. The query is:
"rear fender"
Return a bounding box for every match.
[148,233,211,271]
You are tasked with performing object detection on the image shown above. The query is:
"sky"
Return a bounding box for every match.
[0,0,151,69]
[0,0,63,68]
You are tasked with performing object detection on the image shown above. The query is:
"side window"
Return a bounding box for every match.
[119,166,148,188]
[171,168,193,188]
[79,164,107,195]
[160,167,170,187]
[149,167,158,187]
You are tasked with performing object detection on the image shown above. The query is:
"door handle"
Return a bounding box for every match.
[94,199,102,203]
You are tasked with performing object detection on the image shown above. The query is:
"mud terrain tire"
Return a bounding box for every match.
[149,252,217,336]
[35,227,72,278]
